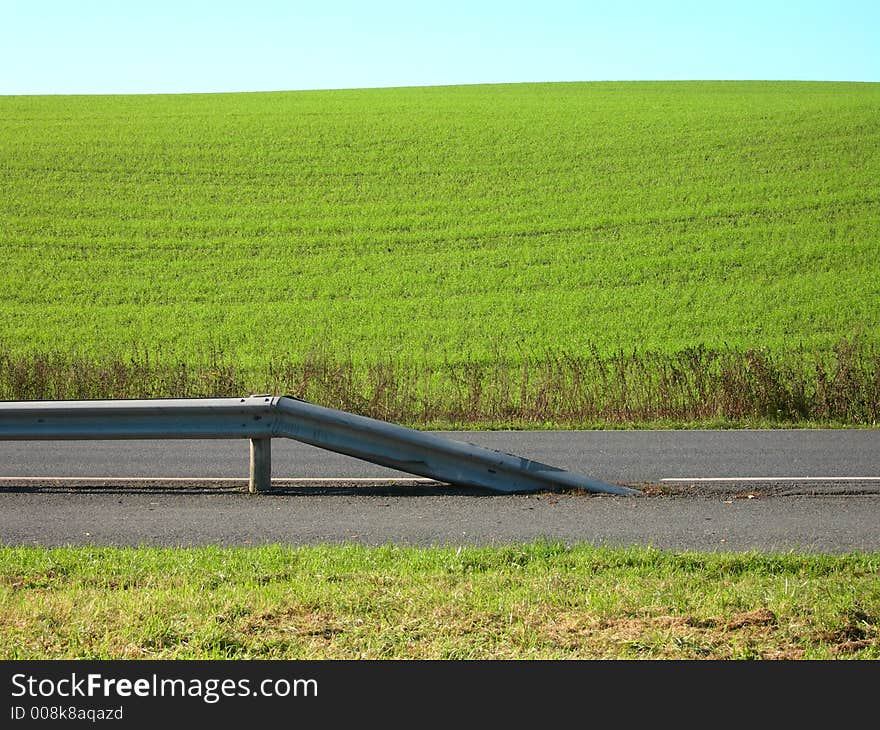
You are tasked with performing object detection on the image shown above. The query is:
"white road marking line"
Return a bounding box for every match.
[661,476,880,482]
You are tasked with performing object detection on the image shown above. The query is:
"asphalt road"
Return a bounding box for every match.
[1,430,878,552]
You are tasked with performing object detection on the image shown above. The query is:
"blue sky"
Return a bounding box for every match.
[1,1,877,95]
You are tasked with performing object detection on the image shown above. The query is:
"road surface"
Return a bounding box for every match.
[0,430,878,552]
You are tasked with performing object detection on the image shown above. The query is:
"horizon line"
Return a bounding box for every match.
[2,78,878,98]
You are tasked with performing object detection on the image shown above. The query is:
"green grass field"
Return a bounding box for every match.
[2,543,877,659]
[1,81,878,425]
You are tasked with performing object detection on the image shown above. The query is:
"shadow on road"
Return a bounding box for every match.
[0,480,639,498]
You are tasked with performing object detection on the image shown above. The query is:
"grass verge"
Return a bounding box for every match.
[1,543,878,659]
[2,338,877,429]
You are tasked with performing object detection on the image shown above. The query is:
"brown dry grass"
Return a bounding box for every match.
[1,338,877,428]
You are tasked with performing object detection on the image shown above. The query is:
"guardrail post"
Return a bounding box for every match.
[249,437,272,493]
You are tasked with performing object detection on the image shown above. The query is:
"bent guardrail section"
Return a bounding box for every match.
[0,395,640,496]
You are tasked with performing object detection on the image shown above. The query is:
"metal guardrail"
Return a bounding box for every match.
[0,394,640,496]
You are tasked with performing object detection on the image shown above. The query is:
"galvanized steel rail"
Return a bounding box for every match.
[0,395,639,496]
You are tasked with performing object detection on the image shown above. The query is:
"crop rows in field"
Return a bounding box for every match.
[0,81,878,425]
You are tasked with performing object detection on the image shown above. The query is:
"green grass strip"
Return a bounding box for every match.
[1,543,877,659]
